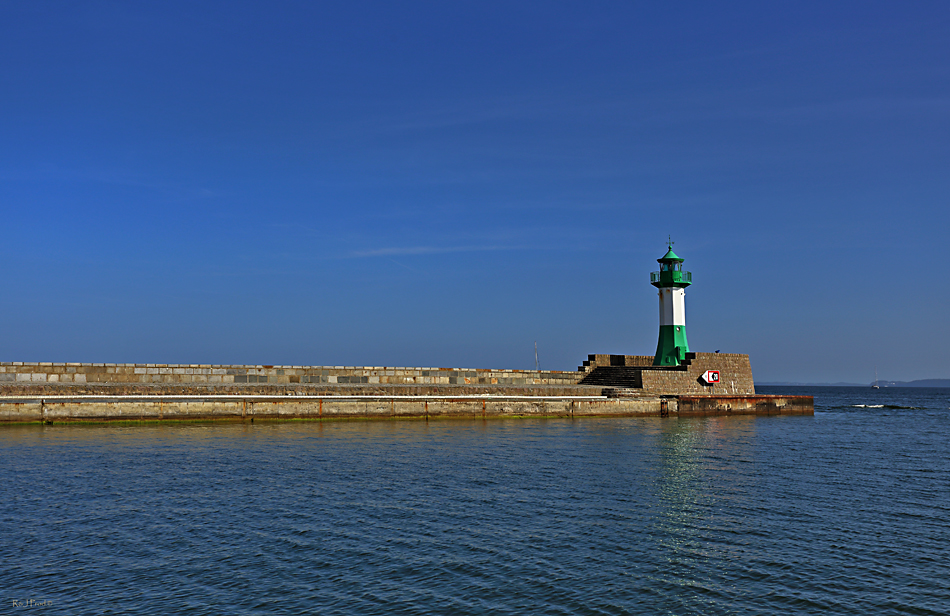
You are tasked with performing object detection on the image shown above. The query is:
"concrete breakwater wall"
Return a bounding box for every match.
[0,382,599,397]
[677,395,813,416]
[0,394,812,423]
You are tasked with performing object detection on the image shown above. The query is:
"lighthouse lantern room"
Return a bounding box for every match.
[650,241,692,366]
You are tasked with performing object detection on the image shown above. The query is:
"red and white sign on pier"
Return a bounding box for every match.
[701,370,720,384]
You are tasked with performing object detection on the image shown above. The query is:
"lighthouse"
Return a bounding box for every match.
[651,242,692,366]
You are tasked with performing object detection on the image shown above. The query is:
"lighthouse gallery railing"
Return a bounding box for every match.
[651,271,692,284]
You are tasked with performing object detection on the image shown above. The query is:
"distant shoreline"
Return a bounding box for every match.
[759,380,950,388]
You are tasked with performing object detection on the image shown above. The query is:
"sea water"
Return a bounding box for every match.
[2,387,948,615]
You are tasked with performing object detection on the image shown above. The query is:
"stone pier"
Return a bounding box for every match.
[0,358,812,423]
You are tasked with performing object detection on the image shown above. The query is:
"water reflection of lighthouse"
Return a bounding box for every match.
[646,417,760,592]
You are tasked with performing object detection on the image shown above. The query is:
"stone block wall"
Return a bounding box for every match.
[0,362,581,387]
[639,353,755,395]
[580,353,755,395]
[0,353,756,396]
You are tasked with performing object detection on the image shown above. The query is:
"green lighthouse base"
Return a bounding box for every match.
[653,324,690,366]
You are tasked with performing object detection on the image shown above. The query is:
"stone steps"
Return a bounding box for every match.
[579,367,643,388]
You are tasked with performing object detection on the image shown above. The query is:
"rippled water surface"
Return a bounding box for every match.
[2,387,949,615]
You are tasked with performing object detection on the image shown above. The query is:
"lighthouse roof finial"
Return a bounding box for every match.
[658,237,684,263]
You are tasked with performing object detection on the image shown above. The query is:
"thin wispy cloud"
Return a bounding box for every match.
[348,245,520,258]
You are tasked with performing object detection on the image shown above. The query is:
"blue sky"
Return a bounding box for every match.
[1,1,948,382]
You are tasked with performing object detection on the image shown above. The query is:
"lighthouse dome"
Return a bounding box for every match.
[657,247,684,263]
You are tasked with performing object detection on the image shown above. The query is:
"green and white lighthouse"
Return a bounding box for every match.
[651,242,692,366]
